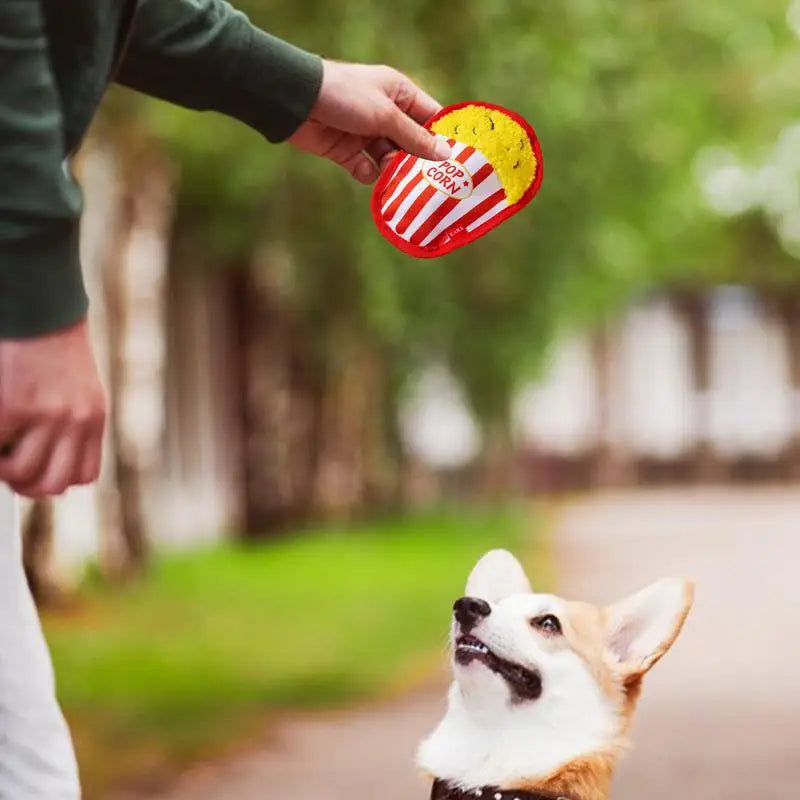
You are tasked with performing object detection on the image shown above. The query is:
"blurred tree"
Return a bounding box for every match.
[22,501,58,605]
[93,0,800,525]
[104,138,172,570]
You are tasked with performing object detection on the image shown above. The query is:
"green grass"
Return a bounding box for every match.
[44,506,547,798]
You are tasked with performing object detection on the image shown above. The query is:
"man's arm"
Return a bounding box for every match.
[0,3,106,497]
[0,0,446,499]
[0,0,87,339]
[116,0,323,143]
[117,0,451,178]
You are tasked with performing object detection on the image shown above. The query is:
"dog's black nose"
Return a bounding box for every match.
[453,596,491,630]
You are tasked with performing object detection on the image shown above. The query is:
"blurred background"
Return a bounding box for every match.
[26,0,800,797]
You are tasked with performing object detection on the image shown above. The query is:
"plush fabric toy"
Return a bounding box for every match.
[371,101,543,258]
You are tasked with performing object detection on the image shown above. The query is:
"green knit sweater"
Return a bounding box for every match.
[0,0,323,337]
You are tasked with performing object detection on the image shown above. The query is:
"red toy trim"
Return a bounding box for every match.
[371,101,544,259]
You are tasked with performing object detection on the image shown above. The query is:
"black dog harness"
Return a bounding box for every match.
[432,779,571,800]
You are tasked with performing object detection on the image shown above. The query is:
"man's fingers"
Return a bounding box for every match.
[343,152,379,184]
[384,105,451,162]
[0,319,106,497]
[318,130,380,183]
[3,415,103,496]
[382,68,442,124]
[406,86,441,124]
[78,423,103,485]
[16,431,79,498]
[366,138,398,172]
[398,84,442,125]
[0,425,54,487]
[0,424,20,460]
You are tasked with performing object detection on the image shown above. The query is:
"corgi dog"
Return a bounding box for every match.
[418,550,693,800]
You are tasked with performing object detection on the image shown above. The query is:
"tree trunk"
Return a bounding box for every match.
[360,354,400,511]
[21,500,62,606]
[772,292,800,479]
[591,324,634,486]
[672,291,723,483]
[476,418,517,502]
[104,230,148,573]
[101,139,174,571]
[233,254,400,531]
[312,342,376,520]
[235,253,322,535]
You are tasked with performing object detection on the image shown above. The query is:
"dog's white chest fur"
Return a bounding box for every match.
[418,676,618,788]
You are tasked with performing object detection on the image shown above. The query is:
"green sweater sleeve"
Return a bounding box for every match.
[116,0,324,143]
[0,0,87,338]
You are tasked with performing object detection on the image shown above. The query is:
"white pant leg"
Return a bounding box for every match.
[0,486,80,799]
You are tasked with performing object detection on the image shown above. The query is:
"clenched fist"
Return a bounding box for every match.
[0,320,106,498]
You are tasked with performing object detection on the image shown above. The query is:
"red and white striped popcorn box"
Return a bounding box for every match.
[371,101,543,258]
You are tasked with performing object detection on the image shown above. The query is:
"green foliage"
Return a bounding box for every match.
[45,507,543,798]
[104,0,800,429]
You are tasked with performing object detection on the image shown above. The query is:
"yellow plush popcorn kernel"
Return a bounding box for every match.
[432,105,537,205]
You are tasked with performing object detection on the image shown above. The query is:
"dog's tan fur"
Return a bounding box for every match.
[513,584,694,799]
[524,751,619,800]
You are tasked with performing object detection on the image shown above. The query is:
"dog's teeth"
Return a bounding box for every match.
[457,639,490,655]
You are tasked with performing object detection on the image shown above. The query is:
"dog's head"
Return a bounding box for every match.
[419,550,693,790]
[451,549,693,719]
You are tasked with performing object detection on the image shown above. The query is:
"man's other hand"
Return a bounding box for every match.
[289,61,451,184]
[0,320,106,498]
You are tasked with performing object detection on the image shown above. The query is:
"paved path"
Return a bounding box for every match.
[137,686,445,800]
[144,488,800,800]
[554,488,800,800]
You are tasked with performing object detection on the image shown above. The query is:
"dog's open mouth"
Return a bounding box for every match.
[455,634,491,662]
[455,634,543,701]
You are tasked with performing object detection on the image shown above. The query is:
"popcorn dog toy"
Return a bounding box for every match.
[371,101,543,258]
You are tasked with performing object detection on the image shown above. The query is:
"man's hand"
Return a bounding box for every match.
[0,320,106,498]
[289,61,452,184]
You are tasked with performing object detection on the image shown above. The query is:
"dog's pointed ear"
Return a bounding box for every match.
[466,549,532,602]
[604,578,694,677]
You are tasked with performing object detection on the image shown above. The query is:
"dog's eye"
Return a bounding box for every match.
[531,614,562,635]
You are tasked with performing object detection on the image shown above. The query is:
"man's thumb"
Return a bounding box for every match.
[387,109,451,161]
